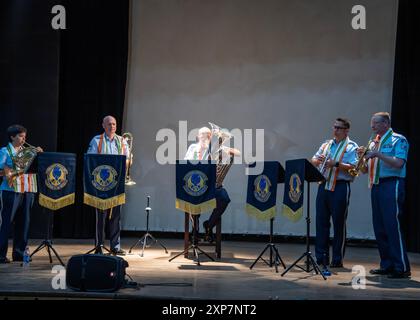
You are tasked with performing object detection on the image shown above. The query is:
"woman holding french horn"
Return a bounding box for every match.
[0,125,43,264]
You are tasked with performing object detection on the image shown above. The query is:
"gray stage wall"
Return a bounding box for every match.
[122,0,398,239]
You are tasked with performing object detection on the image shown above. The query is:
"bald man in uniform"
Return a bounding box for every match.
[87,116,129,256]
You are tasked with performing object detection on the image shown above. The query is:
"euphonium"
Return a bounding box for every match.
[122,132,136,186]
[208,122,236,188]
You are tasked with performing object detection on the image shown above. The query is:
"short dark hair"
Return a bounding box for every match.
[7,125,27,142]
[336,118,350,129]
[373,112,391,125]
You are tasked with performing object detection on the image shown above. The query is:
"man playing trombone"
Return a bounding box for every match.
[357,112,410,279]
[0,125,43,264]
[311,118,358,268]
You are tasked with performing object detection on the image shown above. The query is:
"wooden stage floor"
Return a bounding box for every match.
[0,238,419,300]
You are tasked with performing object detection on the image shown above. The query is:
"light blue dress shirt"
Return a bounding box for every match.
[314,138,359,181]
[0,143,18,192]
[377,131,408,178]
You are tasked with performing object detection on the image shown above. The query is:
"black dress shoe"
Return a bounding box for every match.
[388,271,411,279]
[330,262,344,268]
[369,268,393,275]
[111,249,126,256]
[203,220,214,243]
[0,257,11,264]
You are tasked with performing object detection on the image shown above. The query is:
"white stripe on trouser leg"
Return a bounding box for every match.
[341,183,350,259]
[0,191,3,228]
[395,180,407,272]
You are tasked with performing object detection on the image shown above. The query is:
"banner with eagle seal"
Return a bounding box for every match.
[245,161,280,220]
[37,152,76,211]
[83,154,126,210]
[175,161,216,215]
[282,159,305,222]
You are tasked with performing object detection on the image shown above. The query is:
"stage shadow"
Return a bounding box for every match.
[337,275,420,289]
[178,265,238,271]
[365,275,420,289]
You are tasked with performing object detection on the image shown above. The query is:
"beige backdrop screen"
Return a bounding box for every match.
[122,0,398,239]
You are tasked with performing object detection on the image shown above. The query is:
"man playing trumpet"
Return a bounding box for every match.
[0,125,43,264]
[357,112,410,279]
[311,118,358,268]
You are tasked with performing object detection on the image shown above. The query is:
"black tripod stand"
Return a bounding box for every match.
[281,180,326,280]
[30,208,65,266]
[250,218,286,273]
[129,196,168,257]
[169,214,215,266]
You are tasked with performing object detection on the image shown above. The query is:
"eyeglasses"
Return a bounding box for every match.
[333,125,347,130]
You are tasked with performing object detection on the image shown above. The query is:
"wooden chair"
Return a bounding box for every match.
[184,213,222,259]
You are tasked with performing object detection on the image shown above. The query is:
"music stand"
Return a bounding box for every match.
[30,208,65,266]
[249,163,287,272]
[169,213,215,266]
[128,196,168,256]
[281,159,327,280]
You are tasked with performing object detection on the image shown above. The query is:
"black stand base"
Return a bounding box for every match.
[169,243,215,266]
[169,214,214,265]
[30,208,65,266]
[129,232,168,257]
[85,244,112,255]
[30,240,65,266]
[281,181,327,280]
[249,243,286,273]
[281,251,326,280]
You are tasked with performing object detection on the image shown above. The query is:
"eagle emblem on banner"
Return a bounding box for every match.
[45,163,68,191]
[183,170,208,197]
[254,174,272,203]
[289,173,302,203]
[92,165,118,192]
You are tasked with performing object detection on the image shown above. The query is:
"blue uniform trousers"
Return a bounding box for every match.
[315,181,350,265]
[371,177,410,273]
[96,206,121,251]
[0,191,34,260]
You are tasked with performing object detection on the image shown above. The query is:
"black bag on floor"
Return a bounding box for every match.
[66,254,129,292]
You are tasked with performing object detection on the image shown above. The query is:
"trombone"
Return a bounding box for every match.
[122,132,136,186]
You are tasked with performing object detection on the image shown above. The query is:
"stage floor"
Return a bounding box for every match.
[0,238,419,300]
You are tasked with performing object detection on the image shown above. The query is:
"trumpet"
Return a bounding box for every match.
[318,152,331,177]
[348,138,374,177]
[122,132,136,186]
[317,141,333,177]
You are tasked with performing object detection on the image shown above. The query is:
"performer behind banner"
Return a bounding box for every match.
[311,118,358,268]
[87,116,129,256]
[184,126,239,242]
[0,125,43,264]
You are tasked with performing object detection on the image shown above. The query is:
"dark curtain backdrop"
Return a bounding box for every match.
[0,0,60,238]
[0,0,129,239]
[391,0,420,252]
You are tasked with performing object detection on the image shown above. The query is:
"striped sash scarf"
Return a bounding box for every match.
[368,128,393,188]
[98,133,126,155]
[324,137,349,191]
